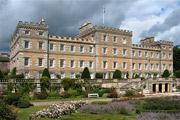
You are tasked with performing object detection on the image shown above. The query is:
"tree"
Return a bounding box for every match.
[95,72,103,79]
[162,69,170,78]
[61,78,73,90]
[113,69,121,79]
[175,70,180,78]
[81,67,91,79]
[40,76,50,93]
[173,46,180,72]
[11,67,16,76]
[42,68,50,79]
[0,70,3,78]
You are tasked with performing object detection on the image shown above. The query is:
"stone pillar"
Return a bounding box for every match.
[169,83,172,92]
[156,84,159,93]
[162,83,165,93]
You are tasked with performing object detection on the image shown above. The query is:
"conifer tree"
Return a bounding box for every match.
[42,68,51,79]
[0,70,4,78]
[162,69,170,78]
[81,67,91,79]
[113,69,122,79]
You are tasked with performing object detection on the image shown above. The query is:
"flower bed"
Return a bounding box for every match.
[29,100,86,119]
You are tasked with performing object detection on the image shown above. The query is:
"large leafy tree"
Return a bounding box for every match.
[173,46,180,72]
[81,67,91,79]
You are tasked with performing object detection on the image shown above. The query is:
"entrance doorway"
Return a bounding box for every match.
[153,84,156,92]
[159,84,162,92]
[165,83,168,92]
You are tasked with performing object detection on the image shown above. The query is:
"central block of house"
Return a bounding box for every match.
[10,19,173,79]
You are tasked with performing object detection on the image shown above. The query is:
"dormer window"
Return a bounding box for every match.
[39,31,43,36]
[25,31,30,35]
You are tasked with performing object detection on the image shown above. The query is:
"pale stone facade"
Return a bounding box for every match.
[10,20,173,79]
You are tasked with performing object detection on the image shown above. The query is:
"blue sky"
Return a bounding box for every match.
[0,0,180,53]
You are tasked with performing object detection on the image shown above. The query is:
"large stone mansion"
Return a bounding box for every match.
[10,19,173,79]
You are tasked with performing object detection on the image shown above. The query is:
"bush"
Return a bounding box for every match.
[82,91,88,97]
[48,91,60,98]
[102,93,109,98]
[124,90,135,97]
[18,81,35,95]
[81,67,91,79]
[76,88,83,95]
[75,74,80,79]
[17,100,31,108]
[175,70,180,78]
[34,92,48,99]
[91,101,109,105]
[162,69,170,78]
[4,94,20,106]
[11,67,16,76]
[141,77,145,80]
[95,72,103,79]
[50,84,61,91]
[15,73,24,78]
[42,68,50,79]
[0,70,4,78]
[67,89,79,97]
[0,100,17,120]
[108,91,118,98]
[103,88,115,93]
[113,69,121,79]
[61,78,73,90]
[98,90,105,97]
[40,76,50,93]
[59,92,71,98]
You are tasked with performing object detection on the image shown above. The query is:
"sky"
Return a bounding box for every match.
[0,0,180,53]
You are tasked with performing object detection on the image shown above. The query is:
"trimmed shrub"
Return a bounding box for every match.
[61,78,73,90]
[0,70,4,78]
[81,67,91,79]
[113,69,121,79]
[124,90,135,97]
[42,68,50,79]
[0,100,17,120]
[126,72,129,79]
[108,91,118,98]
[67,89,79,97]
[175,70,180,78]
[4,94,20,106]
[162,69,170,78]
[40,76,50,93]
[48,91,60,98]
[82,91,88,97]
[17,100,31,108]
[95,72,103,79]
[76,74,80,79]
[34,92,48,99]
[135,74,140,78]
[50,84,61,91]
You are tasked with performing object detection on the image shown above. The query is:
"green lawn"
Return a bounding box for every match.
[18,105,135,120]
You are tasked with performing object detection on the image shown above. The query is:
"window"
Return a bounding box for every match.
[80,46,84,53]
[151,64,154,70]
[113,48,117,55]
[139,63,142,70]
[132,63,135,70]
[103,35,107,41]
[38,42,43,49]
[145,52,148,57]
[25,31,29,35]
[49,59,54,67]
[163,64,166,70]
[61,72,65,78]
[70,73,75,78]
[139,51,142,57]
[123,62,126,69]
[169,64,172,70]
[169,47,172,50]
[90,73,93,79]
[24,57,29,66]
[89,61,93,68]
[103,61,107,69]
[70,60,74,68]
[70,45,75,52]
[123,49,127,55]
[113,36,117,43]
[79,60,84,68]
[89,46,93,53]
[25,72,29,79]
[92,35,94,40]
[132,51,135,56]
[50,43,54,51]
[113,61,117,69]
[163,53,166,59]
[24,41,29,48]
[169,54,172,59]
[156,64,159,70]
[151,52,154,58]
[156,53,159,58]
[145,64,148,70]
[60,59,65,68]
[103,47,107,54]
[39,31,43,36]
[123,37,126,44]
[162,46,166,49]
[50,73,55,79]
[60,44,65,51]
[38,58,43,67]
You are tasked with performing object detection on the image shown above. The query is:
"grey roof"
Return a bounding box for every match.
[0,56,9,62]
